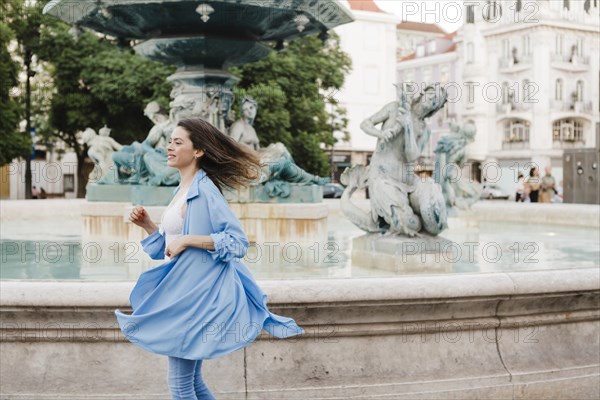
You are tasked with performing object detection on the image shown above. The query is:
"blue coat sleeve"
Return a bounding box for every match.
[205,191,249,263]
[140,227,166,260]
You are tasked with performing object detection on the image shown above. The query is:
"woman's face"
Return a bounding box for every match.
[166,126,203,169]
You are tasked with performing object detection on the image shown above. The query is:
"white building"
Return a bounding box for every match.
[3,140,81,200]
[332,0,401,179]
[455,0,600,193]
[397,30,459,170]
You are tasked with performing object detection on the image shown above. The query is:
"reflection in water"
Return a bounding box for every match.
[0,218,598,281]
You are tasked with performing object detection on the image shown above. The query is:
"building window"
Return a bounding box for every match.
[576,80,584,101]
[484,0,502,21]
[63,174,75,192]
[504,119,530,142]
[416,45,425,57]
[440,65,449,84]
[522,35,530,56]
[523,79,532,101]
[502,39,510,58]
[428,40,436,54]
[576,38,584,56]
[516,0,523,12]
[553,119,584,142]
[467,42,474,64]
[555,35,563,55]
[555,79,563,101]
[422,67,432,85]
[466,5,475,23]
[502,81,510,104]
[466,81,475,108]
[563,0,570,10]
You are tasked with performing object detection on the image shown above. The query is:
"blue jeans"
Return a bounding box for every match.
[167,357,216,400]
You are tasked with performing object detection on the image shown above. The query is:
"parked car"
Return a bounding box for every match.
[480,184,510,200]
[323,183,345,198]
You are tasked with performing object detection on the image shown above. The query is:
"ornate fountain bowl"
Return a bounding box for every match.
[134,35,272,68]
[44,0,352,68]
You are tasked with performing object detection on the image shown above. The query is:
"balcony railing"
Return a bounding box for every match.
[551,100,594,114]
[502,140,529,150]
[496,102,532,114]
[552,139,586,149]
[550,54,590,66]
[498,55,532,70]
[550,54,590,72]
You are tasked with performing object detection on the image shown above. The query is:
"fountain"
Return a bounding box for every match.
[1,1,599,399]
[41,0,352,252]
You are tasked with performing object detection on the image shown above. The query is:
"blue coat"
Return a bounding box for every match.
[115,169,304,360]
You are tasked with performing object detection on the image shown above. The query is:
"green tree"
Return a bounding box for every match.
[2,0,44,195]
[38,21,174,142]
[232,33,351,176]
[34,20,173,197]
[3,0,173,197]
[0,21,31,166]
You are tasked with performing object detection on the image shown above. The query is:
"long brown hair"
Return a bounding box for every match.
[177,118,262,192]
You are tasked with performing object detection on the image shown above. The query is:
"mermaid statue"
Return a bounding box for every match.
[341,84,449,237]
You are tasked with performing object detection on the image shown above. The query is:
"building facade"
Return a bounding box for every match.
[455,0,600,193]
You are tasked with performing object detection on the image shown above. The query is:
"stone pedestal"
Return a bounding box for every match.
[86,184,176,206]
[352,234,456,274]
[224,185,323,204]
[85,183,131,203]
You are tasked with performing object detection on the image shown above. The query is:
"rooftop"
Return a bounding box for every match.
[346,0,385,13]
[397,21,447,34]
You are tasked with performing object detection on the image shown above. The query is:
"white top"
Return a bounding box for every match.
[160,189,188,260]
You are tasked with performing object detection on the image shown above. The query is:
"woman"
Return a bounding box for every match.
[525,166,540,203]
[115,118,305,399]
[515,172,525,202]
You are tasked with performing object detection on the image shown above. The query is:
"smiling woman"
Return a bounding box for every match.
[118,118,304,400]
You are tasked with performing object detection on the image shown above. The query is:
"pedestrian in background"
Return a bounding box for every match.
[540,166,556,203]
[525,166,540,203]
[515,172,525,202]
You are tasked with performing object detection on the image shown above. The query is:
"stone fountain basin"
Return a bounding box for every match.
[1,268,598,399]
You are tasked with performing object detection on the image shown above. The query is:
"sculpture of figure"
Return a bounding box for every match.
[228,96,329,198]
[140,102,180,185]
[433,121,480,210]
[257,143,329,197]
[82,127,123,184]
[111,101,179,185]
[99,125,111,136]
[229,97,260,151]
[341,84,448,237]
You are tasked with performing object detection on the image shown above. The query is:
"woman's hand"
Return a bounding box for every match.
[165,236,188,259]
[129,205,158,235]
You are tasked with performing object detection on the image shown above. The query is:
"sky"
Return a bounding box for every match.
[375,0,465,33]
